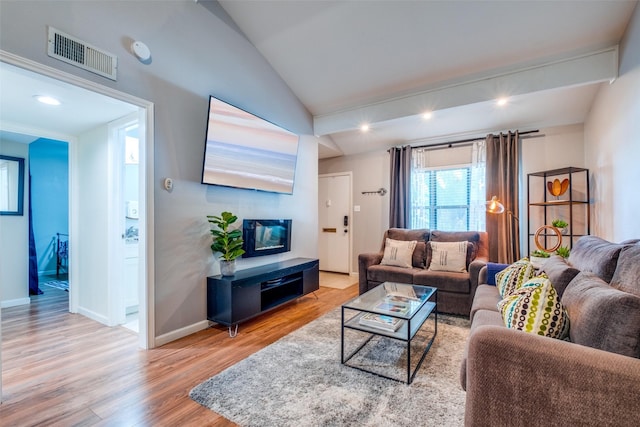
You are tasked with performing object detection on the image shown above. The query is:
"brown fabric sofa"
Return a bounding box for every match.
[462,236,640,426]
[358,228,488,316]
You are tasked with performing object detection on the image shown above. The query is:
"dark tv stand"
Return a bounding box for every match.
[207,257,319,337]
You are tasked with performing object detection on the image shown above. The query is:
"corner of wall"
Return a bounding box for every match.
[583,3,640,241]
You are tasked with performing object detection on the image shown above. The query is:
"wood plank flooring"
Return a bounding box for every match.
[1,279,358,426]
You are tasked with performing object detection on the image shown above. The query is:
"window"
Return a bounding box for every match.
[411,167,471,230]
[410,144,485,231]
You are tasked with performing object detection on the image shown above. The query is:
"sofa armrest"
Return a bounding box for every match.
[477,265,488,286]
[468,256,488,295]
[358,252,383,294]
[465,325,640,427]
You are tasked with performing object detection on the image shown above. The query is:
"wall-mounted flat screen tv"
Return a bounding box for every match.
[201,96,300,194]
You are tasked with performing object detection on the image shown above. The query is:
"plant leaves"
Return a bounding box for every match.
[208,212,244,260]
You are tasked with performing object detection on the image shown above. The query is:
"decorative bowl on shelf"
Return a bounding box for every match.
[547,178,569,197]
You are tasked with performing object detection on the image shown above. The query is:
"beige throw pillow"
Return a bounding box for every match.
[428,241,468,272]
[381,238,417,268]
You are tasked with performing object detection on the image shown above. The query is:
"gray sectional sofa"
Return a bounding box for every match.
[462,236,640,426]
[358,228,488,316]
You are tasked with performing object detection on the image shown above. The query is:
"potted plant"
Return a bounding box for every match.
[552,219,569,234]
[207,211,245,276]
[530,249,550,268]
[556,245,570,259]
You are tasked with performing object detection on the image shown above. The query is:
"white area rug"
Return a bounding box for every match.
[41,280,69,292]
[190,308,470,426]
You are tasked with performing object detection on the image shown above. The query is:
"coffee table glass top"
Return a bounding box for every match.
[343,282,436,320]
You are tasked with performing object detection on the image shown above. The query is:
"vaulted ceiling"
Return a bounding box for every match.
[1,1,636,159]
[218,0,637,158]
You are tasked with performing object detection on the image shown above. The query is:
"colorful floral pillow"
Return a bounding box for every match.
[498,274,570,339]
[495,258,536,297]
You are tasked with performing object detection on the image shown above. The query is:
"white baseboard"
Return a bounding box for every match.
[77,306,109,326]
[1,297,31,308]
[154,320,211,347]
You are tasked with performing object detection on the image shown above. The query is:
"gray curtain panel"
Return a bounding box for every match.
[389,145,412,228]
[486,131,520,264]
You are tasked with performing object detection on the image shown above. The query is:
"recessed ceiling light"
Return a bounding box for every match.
[34,95,61,106]
[496,97,508,106]
[422,111,433,120]
[360,123,370,132]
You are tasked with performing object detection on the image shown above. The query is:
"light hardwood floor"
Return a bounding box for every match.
[319,271,358,289]
[1,280,358,426]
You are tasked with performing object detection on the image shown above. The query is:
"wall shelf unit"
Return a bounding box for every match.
[527,167,590,255]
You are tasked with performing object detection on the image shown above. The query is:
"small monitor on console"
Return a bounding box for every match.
[242,219,292,258]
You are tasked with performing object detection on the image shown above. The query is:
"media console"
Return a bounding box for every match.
[207,257,319,336]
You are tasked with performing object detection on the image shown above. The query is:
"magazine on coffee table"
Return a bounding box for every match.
[386,294,419,305]
[358,312,403,332]
[383,282,421,301]
[375,300,410,315]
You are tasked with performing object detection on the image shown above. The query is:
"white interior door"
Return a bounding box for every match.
[318,173,351,273]
[108,114,140,330]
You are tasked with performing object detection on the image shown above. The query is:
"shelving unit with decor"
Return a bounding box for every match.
[527,167,590,256]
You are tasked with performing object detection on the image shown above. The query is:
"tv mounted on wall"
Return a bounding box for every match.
[201,96,300,194]
[242,219,292,258]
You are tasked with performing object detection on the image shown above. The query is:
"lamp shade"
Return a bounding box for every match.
[486,196,505,214]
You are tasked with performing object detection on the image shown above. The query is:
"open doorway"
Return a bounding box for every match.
[28,138,69,295]
[109,114,141,332]
[0,53,154,350]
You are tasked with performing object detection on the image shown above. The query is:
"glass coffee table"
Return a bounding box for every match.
[341,282,437,384]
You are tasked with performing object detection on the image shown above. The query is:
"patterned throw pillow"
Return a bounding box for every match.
[427,241,469,273]
[380,238,417,268]
[498,274,570,339]
[495,258,536,297]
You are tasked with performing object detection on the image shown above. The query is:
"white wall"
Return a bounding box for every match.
[75,126,110,324]
[520,125,585,176]
[0,1,316,338]
[520,124,586,254]
[584,2,640,241]
[0,140,29,307]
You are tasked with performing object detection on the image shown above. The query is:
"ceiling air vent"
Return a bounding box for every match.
[47,27,117,81]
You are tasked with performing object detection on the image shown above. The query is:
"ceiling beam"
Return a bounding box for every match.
[313,46,618,136]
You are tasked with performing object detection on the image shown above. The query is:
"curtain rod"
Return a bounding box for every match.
[405,129,540,150]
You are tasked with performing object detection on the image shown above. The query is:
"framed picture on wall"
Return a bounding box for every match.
[0,155,25,216]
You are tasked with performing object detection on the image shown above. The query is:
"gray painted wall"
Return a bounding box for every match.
[0,1,317,337]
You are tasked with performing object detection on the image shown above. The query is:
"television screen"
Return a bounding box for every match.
[242,219,292,258]
[201,96,299,194]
